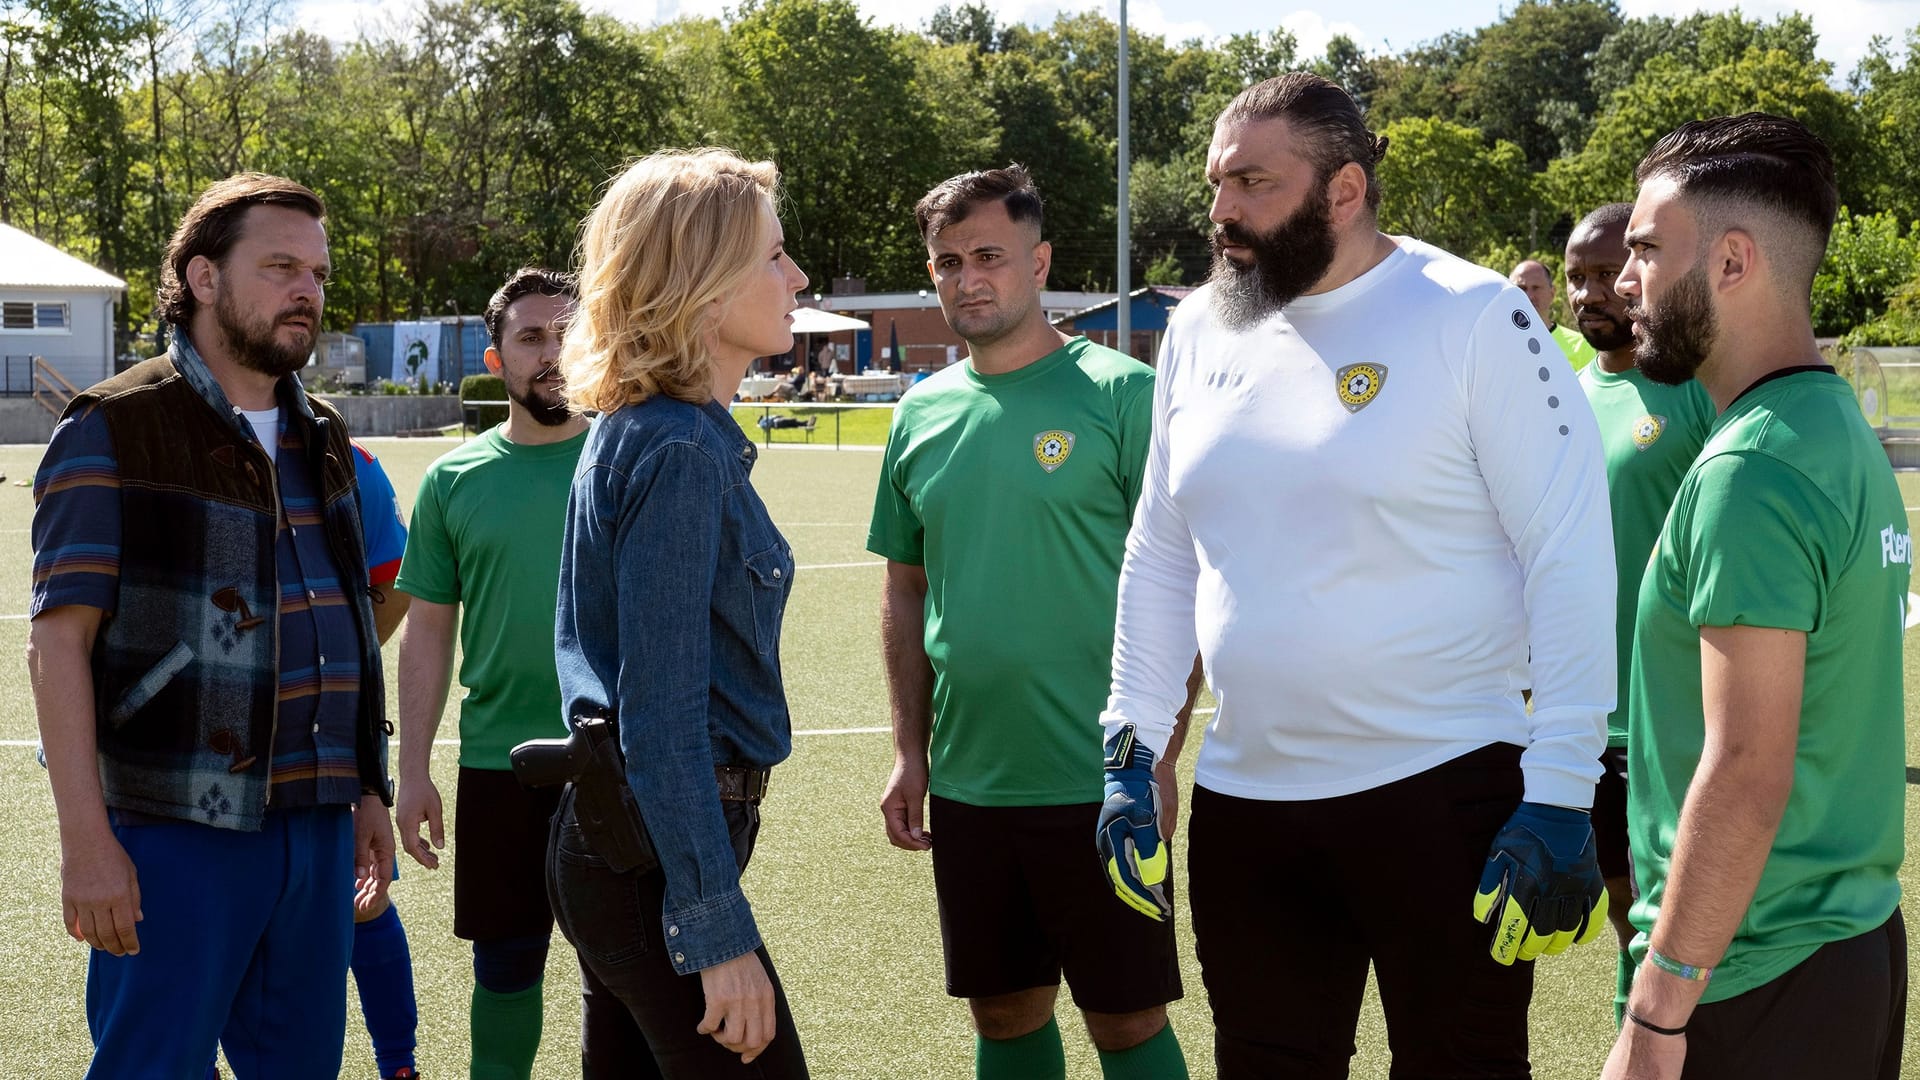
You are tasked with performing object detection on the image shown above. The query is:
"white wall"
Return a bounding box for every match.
[0,288,117,392]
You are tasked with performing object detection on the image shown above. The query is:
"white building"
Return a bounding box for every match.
[0,222,126,394]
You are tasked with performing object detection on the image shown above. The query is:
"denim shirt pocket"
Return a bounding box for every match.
[742,543,794,658]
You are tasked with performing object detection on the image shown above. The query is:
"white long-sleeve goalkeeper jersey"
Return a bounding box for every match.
[1101,237,1616,809]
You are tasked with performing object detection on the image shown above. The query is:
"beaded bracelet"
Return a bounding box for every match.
[1646,948,1714,982]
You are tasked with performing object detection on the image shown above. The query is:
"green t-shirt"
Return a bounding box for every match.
[867,337,1154,807]
[1552,323,1597,371]
[396,427,589,769]
[1578,362,1715,745]
[1628,369,1907,1002]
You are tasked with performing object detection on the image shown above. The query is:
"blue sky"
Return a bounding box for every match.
[299,0,1912,75]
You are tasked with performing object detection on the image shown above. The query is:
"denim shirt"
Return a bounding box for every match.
[555,393,796,975]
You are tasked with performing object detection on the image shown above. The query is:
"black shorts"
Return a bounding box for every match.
[1189,742,1533,1079]
[454,765,563,941]
[929,795,1183,1015]
[1591,745,1631,881]
[1684,907,1906,1080]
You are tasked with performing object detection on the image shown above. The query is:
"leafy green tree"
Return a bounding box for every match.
[1812,208,1920,337]
[1854,28,1920,225]
[1376,117,1540,259]
[1550,46,1865,222]
[1457,0,1620,169]
[724,0,946,288]
[926,3,1000,52]
[978,48,1111,288]
[1587,11,1819,107]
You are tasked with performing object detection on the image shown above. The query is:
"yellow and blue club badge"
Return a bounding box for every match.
[1631,414,1668,452]
[1335,363,1388,413]
[1034,429,1076,473]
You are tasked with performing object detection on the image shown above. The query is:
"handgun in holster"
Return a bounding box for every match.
[510,714,657,874]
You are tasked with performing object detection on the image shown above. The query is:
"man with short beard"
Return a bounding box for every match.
[1567,201,1714,1029]
[1094,72,1616,1077]
[1601,114,1908,1080]
[394,269,650,1078]
[28,173,396,1077]
[870,166,1194,1080]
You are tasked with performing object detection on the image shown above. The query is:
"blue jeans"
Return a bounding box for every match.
[87,805,354,1079]
[546,786,808,1078]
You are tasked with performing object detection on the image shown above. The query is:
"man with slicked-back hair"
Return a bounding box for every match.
[1602,113,1908,1080]
[1094,73,1617,1077]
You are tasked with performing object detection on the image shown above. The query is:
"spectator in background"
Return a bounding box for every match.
[1512,258,1597,370]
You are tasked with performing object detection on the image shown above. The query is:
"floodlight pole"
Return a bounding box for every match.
[1116,0,1131,356]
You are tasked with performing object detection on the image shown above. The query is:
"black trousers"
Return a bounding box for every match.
[1189,743,1534,1080]
[1681,907,1906,1080]
[547,786,809,1079]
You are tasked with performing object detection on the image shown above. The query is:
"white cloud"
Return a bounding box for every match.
[1118,0,1216,45]
[295,0,416,41]
[1278,9,1367,61]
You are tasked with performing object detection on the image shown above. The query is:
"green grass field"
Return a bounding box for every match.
[0,436,1916,1078]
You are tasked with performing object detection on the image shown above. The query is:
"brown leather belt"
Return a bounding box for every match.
[716,765,772,803]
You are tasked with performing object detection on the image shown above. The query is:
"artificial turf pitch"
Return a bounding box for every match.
[0,436,1914,1078]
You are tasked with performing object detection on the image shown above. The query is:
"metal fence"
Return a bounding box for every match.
[1,355,37,395]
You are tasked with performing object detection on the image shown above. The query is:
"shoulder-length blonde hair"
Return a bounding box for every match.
[561,148,781,414]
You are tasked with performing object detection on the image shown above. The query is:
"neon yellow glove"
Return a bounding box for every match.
[1474,801,1610,964]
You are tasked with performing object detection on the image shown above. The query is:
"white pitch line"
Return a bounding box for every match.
[797,560,882,571]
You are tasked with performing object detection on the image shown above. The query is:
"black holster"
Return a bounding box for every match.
[510,715,656,874]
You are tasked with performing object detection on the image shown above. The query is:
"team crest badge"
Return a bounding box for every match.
[1631,414,1667,452]
[1034,430,1075,473]
[1335,363,1388,413]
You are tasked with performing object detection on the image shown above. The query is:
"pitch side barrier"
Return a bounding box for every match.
[729,400,897,449]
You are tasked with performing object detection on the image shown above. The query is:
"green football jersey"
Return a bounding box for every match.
[867,337,1154,807]
[396,426,588,769]
[1552,323,1597,371]
[1577,362,1714,745]
[1628,369,1907,1002]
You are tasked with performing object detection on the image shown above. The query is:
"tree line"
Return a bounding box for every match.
[3,0,1919,354]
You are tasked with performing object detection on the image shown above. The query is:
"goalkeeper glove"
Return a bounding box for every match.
[1096,724,1171,921]
[1474,801,1610,965]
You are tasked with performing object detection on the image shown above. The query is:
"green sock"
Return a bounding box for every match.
[1098,1021,1188,1080]
[471,979,544,1080]
[1614,948,1634,1030]
[977,1015,1066,1080]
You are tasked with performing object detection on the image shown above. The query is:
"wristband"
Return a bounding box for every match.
[1626,1009,1687,1037]
[1646,948,1714,982]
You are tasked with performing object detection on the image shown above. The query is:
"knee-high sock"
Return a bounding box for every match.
[1096,1021,1188,1080]
[350,903,419,1076]
[471,981,544,1080]
[977,1016,1066,1080]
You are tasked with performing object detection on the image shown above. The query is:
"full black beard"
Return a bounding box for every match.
[1633,266,1717,386]
[1207,185,1338,331]
[510,365,574,427]
[215,288,314,378]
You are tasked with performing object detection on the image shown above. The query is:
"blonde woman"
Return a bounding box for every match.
[550,149,810,1077]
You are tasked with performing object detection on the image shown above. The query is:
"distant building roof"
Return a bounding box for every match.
[0,222,127,291]
[1053,286,1195,325]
